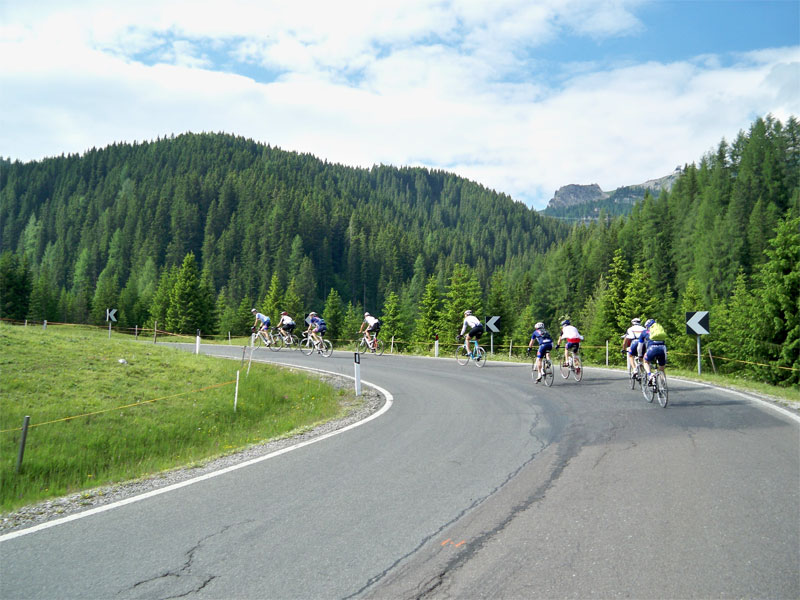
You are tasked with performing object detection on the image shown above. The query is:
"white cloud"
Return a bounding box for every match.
[0,1,797,209]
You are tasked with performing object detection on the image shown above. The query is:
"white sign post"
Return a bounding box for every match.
[686,311,710,375]
[106,308,117,338]
[354,352,362,396]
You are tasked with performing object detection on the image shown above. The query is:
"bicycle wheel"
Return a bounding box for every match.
[320,339,333,357]
[559,356,570,379]
[543,359,554,387]
[301,335,315,356]
[374,339,385,356]
[357,339,368,354]
[288,334,300,350]
[474,346,486,367]
[531,360,538,380]
[572,355,582,381]
[455,345,470,365]
[656,372,668,407]
[628,364,637,390]
[639,365,650,401]
[269,333,282,351]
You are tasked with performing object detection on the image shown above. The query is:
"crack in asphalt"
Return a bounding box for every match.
[124,522,246,598]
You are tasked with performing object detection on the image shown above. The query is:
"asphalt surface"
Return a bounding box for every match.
[1,345,798,599]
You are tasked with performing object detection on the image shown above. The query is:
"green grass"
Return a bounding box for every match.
[0,323,354,512]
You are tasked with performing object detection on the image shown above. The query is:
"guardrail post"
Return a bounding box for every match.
[16,416,30,474]
[43,320,47,330]
[509,338,513,358]
[434,337,439,358]
[606,340,609,366]
[234,371,240,412]
[195,329,201,355]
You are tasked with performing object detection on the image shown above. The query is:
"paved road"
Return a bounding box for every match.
[1,346,798,599]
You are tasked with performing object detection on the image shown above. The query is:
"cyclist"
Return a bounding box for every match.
[622,317,646,372]
[360,312,381,352]
[527,321,553,384]
[459,310,484,354]
[639,318,667,383]
[556,319,583,370]
[306,312,327,347]
[251,309,271,343]
[277,311,296,339]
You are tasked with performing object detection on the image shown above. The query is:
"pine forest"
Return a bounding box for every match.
[1,115,798,386]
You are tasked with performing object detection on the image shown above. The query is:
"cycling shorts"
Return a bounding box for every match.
[537,342,553,359]
[282,322,296,332]
[645,343,667,366]
[467,324,484,339]
[566,341,580,352]
[314,326,326,335]
[628,339,639,356]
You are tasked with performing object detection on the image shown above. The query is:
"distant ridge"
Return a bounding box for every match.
[541,167,682,221]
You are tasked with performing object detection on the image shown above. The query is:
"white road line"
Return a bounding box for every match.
[0,367,393,542]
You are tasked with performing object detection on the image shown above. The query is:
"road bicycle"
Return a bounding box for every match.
[530,350,554,387]
[643,368,669,407]
[252,327,280,352]
[455,336,486,367]
[558,346,582,381]
[356,331,384,355]
[628,353,646,390]
[272,326,300,351]
[300,331,333,357]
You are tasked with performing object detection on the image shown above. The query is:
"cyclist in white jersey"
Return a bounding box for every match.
[622,318,646,371]
[459,310,484,353]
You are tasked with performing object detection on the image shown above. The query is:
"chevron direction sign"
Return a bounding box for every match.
[686,311,709,335]
[485,316,501,333]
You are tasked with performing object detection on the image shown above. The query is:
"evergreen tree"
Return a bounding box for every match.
[380,290,402,344]
[342,301,364,343]
[620,263,657,326]
[28,265,58,322]
[166,253,205,334]
[438,264,483,341]
[606,248,629,331]
[0,251,32,320]
[92,266,120,326]
[261,273,283,324]
[412,275,441,348]
[282,278,304,323]
[322,288,344,341]
[150,265,178,330]
[755,215,800,384]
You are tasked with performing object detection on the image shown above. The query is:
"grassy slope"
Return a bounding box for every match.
[0,323,352,512]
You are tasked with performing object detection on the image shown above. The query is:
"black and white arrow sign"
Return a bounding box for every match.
[485,315,501,333]
[686,311,709,335]
[106,308,118,322]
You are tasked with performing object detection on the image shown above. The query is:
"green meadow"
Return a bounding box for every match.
[0,323,352,512]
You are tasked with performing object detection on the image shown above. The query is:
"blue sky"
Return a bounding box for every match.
[1,0,798,209]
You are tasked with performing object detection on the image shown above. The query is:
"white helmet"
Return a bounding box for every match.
[535,322,544,329]
[364,312,370,317]
[631,318,641,325]
[251,308,257,313]
[464,310,472,316]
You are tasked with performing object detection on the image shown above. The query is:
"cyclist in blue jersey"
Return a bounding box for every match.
[527,321,553,383]
[306,311,327,346]
[251,309,271,342]
[639,318,667,383]
[623,318,646,372]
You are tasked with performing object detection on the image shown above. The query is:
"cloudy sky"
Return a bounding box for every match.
[1,0,798,209]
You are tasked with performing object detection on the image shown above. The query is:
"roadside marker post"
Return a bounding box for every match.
[354,352,362,396]
[15,416,30,474]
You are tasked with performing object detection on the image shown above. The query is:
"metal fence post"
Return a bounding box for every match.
[16,416,30,474]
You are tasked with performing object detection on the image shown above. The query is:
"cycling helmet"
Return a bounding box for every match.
[561,319,570,326]
[464,310,472,316]
[645,318,656,328]
[535,322,544,329]
[631,318,641,325]
[309,311,317,316]
[281,311,287,315]
[251,308,257,313]
[364,312,370,317]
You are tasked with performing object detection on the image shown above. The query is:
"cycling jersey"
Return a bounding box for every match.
[310,316,326,334]
[625,325,645,339]
[460,315,482,336]
[364,315,380,330]
[279,315,295,327]
[531,328,553,346]
[560,325,583,344]
[254,313,270,327]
